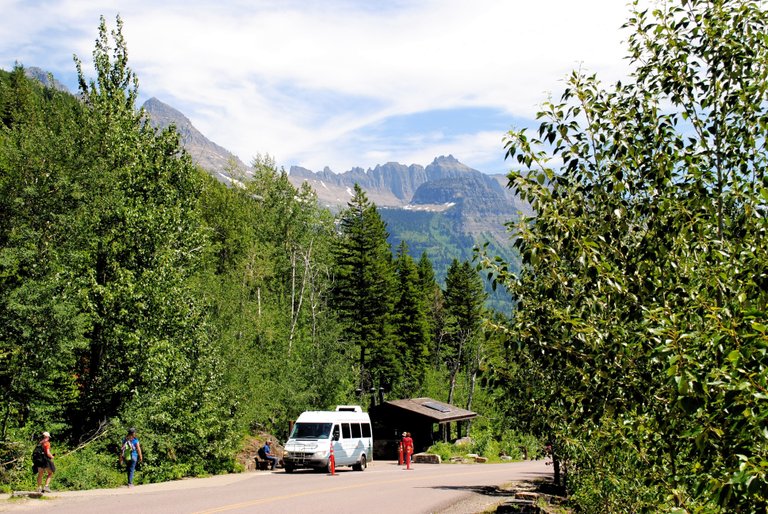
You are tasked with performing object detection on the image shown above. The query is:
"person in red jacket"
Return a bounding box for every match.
[402,432,414,467]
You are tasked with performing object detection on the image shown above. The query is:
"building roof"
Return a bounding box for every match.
[382,397,477,423]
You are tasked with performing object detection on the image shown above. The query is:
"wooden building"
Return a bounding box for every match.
[369,397,477,459]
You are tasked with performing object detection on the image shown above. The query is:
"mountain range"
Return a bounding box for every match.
[140,97,525,301]
[140,97,529,219]
[19,65,523,299]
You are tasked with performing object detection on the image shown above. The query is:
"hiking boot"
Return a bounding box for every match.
[42,487,51,493]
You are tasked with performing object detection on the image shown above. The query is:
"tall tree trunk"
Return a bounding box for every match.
[465,369,477,433]
[465,340,482,433]
[447,366,458,406]
[288,243,312,355]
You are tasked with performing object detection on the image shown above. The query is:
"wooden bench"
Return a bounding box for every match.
[254,457,271,470]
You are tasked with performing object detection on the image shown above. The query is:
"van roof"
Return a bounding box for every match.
[295,410,370,423]
[335,405,362,412]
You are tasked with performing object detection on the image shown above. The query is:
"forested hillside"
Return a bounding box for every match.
[0,16,501,489]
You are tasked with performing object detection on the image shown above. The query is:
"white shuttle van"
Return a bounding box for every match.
[283,406,372,473]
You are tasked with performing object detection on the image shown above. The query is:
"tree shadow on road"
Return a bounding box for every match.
[426,479,565,500]
[428,484,517,497]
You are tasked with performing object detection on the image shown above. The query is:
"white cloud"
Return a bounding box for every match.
[1,0,635,173]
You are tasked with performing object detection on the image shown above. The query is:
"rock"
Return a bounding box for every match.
[474,456,488,463]
[413,453,441,464]
[12,491,43,498]
[236,431,284,471]
[495,499,538,513]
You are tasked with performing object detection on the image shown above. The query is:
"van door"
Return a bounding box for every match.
[331,424,343,466]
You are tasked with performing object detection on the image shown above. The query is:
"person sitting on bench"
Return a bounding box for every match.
[258,440,278,470]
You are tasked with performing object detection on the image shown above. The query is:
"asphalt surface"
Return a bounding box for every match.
[0,460,551,514]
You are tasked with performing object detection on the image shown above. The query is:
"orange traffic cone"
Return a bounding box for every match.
[329,443,337,476]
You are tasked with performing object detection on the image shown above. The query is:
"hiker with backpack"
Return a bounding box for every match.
[32,431,55,493]
[119,428,143,487]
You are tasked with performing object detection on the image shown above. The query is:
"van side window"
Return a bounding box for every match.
[351,423,362,438]
[342,423,351,439]
[362,423,371,438]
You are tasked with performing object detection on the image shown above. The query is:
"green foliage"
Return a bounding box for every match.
[425,429,539,463]
[392,242,431,397]
[382,208,515,311]
[479,0,768,511]
[442,259,487,408]
[426,441,456,462]
[499,431,541,461]
[468,416,542,461]
[0,12,521,494]
[195,159,355,439]
[332,184,398,395]
[46,448,125,491]
[0,66,89,436]
[381,208,476,279]
[1,16,237,484]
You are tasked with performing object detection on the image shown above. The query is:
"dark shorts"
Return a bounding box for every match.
[36,459,55,473]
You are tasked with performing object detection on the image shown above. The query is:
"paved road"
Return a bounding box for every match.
[1,460,550,514]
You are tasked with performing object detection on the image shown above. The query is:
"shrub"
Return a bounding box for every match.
[426,441,455,462]
[500,431,542,460]
[52,448,125,490]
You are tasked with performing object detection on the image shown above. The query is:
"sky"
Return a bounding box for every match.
[1,1,635,174]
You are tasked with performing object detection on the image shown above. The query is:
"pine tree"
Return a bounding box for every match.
[443,259,486,405]
[392,242,430,396]
[332,184,397,398]
[416,251,444,366]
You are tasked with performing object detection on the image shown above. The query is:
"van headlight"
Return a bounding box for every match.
[313,450,328,458]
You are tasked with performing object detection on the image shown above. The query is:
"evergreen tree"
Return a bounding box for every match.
[392,242,430,396]
[416,251,445,367]
[443,259,486,406]
[332,184,397,398]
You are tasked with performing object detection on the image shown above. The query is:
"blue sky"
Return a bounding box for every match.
[1,0,633,174]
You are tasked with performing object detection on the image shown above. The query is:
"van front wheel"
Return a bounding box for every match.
[353,455,366,471]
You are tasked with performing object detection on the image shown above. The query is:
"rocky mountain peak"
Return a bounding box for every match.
[431,155,459,165]
[425,154,477,181]
[24,66,69,92]
[142,97,251,185]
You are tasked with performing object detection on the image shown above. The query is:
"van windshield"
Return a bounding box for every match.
[290,422,333,439]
